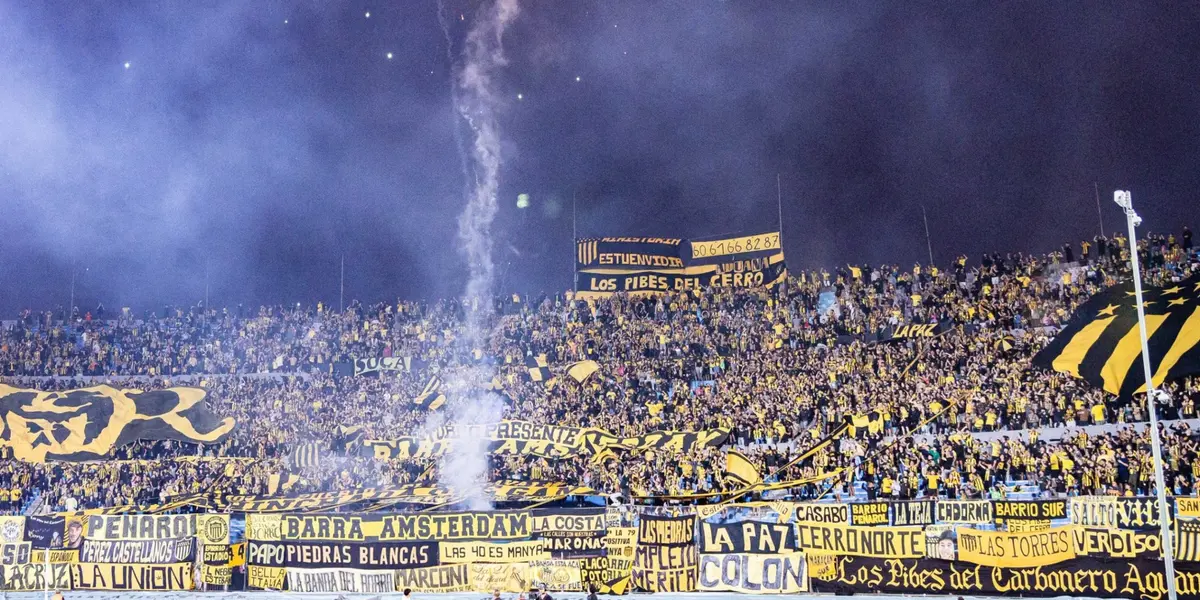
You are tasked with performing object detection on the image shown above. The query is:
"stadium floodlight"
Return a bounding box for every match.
[1114,190,1177,600]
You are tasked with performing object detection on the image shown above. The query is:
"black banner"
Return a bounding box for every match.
[25,516,64,549]
[632,515,698,592]
[80,539,194,563]
[576,256,786,298]
[936,500,994,524]
[994,499,1068,523]
[878,319,955,342]
[575,237,684,270]
[811,556,1200,600]
[851,502,891,526]
[248,540,438,569]
[698,521,797,554]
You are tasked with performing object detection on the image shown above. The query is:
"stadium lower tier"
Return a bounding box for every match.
[5,499,1200,597]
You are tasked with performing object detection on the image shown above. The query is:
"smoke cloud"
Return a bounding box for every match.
[435,0,521,510]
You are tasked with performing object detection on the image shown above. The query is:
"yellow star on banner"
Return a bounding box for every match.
[1194,281,1200,292]
[1126,291,1138,297]
[1162,286,1183,295]
[1096,304,1119,317]
[1169,297,1188,307]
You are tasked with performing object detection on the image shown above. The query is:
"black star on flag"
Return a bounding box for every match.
[1033,274,1200,397]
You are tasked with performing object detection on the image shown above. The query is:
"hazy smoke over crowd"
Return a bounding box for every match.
[436,0,520,509]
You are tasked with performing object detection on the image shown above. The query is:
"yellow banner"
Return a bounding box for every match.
[530,559,585,592]
[440,540,550,564]
[697,552,809,593]
[280,511,531,542]
[0,517,24,543]
[394,564,472,593]
[1072,527,1160,559]
[469,562,531,593]
[1178,498,1200,518]
[70,563,194,591]
[690,232,782,260]
[32,549,78,564]
[957,527,1076,567]
[196,514,230,545]
[247,565,286,589]
[793,522,924,558]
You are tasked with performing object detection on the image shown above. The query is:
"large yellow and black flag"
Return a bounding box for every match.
[1033,274,1200,397]
[0,384,235,463]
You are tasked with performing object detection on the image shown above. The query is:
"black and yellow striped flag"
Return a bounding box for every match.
[1033,274,1200,397]
[413,375,446,410]
[525,353,551,383]
[725,450,762,486]
[289,442,321,468]
[1175,518,1200,562]
[267,472,301,496]
[566,360,600,384]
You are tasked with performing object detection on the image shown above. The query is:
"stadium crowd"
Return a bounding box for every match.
[0,228,1197,513]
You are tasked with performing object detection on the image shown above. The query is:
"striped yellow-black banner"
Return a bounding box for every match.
[1033,274,1200,397]
[724,449,762,486]
[414,375,446,410]
[289,442,322,469]
[267,472,301,496]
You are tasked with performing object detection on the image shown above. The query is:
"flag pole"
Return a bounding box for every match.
[339,253,345,313]
[921,205,934,266]
[572,192,578,295]
[1115,189,1176,600]
[1094,181,1106,237]
[776,173,785,244]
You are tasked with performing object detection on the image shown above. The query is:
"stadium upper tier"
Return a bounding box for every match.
[0,230,1196,512]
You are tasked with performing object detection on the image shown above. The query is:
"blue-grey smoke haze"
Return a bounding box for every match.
[1,1,1198,313]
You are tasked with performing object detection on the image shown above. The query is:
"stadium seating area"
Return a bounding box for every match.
[0,230,1197,513]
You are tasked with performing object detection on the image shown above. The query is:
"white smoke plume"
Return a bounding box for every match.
[435,0,520,510]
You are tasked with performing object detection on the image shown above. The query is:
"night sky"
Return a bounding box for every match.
[2,1,1198,314]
